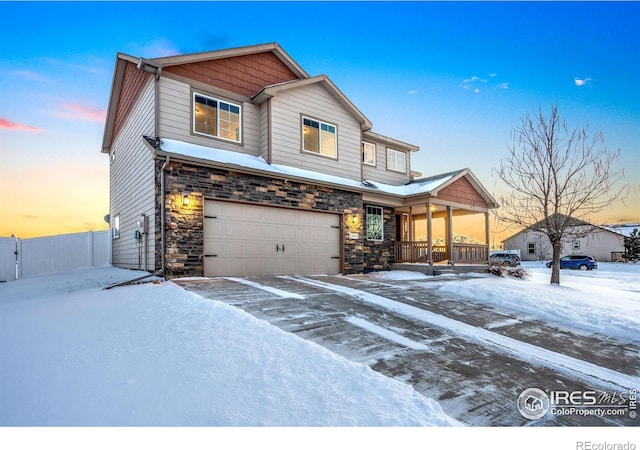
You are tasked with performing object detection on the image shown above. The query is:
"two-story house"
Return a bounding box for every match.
[102,43,498,277]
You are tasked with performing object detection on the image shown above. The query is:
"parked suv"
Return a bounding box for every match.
[489,252,521,266]
[546,255,598,270]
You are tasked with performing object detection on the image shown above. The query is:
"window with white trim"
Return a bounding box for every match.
[362,141,376,166]
[302,117,336,157]
[112,214,120,239]
[386,148,406,173]
[572,240,581,250]
[193,93,241,142]
[366,206,384,241]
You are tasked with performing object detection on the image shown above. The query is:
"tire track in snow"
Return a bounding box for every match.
[282,276,640,392]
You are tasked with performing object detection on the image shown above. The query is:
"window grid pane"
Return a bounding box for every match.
[303,117,336,157]
[366,206,383,241]
[387,149,406,173]
[194,94,241,142]
[303,119,320,153]
[363,142,376,165]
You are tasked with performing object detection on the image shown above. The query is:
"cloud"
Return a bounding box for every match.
[408,90,418,95]
[574,77,592,86]
[44,57,104,75]
[130,37,181,58]
[14,70,53,83]
[0,118,43,132]
[460,73,510,93]
[52,103,107,122]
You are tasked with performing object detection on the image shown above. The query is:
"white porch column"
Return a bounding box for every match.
[426,201,433,265]
[485,211,491,261]
[409,206,414,241]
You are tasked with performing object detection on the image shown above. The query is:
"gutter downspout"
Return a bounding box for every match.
[137,57,164,274]
[160,155,169,276]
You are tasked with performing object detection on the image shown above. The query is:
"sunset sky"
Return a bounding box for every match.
[1,1,638,242]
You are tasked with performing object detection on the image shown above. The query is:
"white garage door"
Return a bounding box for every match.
[204,201,341,277]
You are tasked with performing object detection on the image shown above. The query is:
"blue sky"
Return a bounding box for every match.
[1,1,639,237]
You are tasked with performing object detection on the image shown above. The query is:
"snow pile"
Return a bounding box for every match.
[0,267,459,426]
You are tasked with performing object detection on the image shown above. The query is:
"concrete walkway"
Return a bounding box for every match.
[175,274,639,426]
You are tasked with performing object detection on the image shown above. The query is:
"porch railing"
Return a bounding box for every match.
[394,242,488,264]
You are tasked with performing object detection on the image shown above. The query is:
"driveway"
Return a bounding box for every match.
[174,274,639,426]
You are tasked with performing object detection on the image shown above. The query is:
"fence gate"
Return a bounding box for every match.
[0,237,18,282]
[0,231,111,282]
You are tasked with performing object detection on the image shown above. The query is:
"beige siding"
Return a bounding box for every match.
[158,77,261,156]
[259,101,269,160]
[269,83,362,181]
[362,143,412,185]
[110,78,156,270]
[504,228,625,262]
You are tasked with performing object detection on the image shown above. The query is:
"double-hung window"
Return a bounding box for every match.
[527,242,536,255]
[362,142,376,166]
[366,206,384,241]
[193,93,241,142]
[112,214,120,239]
[386,148,407,173]
[302,117,336,157]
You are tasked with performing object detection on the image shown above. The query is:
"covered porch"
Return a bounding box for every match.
[384,169,498,270]
[393,202,491,266]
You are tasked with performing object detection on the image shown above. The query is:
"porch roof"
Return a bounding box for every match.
[152,138,496,207]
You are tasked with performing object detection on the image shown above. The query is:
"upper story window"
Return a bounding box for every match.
[193,93,241,143]
[386,148,407,173]
[362,142,376,166]
[302,117,336,158]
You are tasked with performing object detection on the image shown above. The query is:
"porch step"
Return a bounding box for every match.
[433,267,455,276]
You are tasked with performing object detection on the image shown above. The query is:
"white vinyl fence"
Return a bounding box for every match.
[0,230,111,282]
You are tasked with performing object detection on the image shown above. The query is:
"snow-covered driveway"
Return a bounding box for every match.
[177,264,640,426]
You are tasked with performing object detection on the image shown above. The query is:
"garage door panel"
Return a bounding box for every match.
[262,224,280,240]
[280,225,299,241]
[204,201,341,277]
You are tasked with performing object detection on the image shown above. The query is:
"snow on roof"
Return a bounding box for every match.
[158,138,457,197]
[603,224,640,237]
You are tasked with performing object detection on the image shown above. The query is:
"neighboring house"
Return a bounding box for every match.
[102,43,498,277]
[502,216,627,262]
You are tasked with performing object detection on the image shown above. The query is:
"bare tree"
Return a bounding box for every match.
[494,106,627,284]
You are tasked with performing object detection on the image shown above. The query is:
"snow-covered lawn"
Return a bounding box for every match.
[1,261,638,440]
[393,262,640,343]
[0,267,458,427]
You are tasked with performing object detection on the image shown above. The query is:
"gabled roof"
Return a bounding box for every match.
[148,42,309,79]
[501,213,627,242]
[399,168,499,208]
[102,43,308,153]
[252,75,373,131]
[363,130,419,152]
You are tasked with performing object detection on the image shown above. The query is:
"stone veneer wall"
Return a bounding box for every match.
[155,160,398,277]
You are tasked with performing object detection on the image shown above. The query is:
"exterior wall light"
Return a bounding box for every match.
[350,214,359,225]
[182,192,191,206]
